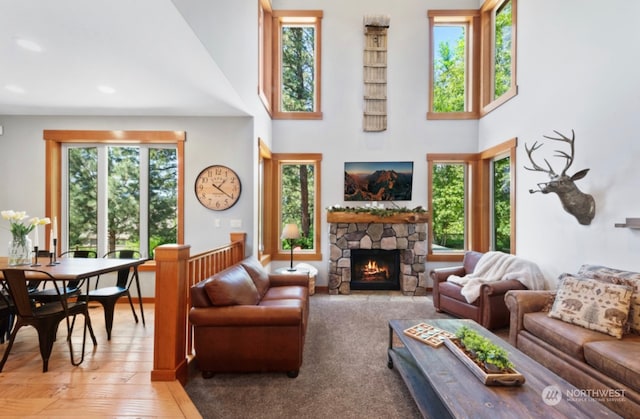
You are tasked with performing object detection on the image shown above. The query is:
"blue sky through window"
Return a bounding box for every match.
[433,25,464,51]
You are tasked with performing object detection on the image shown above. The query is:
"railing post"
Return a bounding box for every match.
[151,244,191,384]
[230,232,247,260]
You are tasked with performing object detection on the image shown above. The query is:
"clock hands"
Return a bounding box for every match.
[211,180,233,199]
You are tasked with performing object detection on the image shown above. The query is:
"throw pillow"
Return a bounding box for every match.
[204,264,260,306]
[577,264,640,334]
[240,257,271,298]
[548,275,633,339]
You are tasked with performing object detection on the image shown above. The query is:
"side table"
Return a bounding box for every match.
[274,266,315,295]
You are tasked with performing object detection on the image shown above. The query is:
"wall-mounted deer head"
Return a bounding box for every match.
[525,129,595,225]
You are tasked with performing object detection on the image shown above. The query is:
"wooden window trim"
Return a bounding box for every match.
[258,137,273,266]
[271,10,323,120]
[43,129,185,265]
[426,138,516,261]
[258,0,273,116]
[427,10,480,120]
[265,153,323,262]
[480,0,517,116]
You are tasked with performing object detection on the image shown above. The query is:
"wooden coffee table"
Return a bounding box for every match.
[388,319,621,418]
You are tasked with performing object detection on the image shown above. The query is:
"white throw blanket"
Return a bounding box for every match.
[447,251,546,303]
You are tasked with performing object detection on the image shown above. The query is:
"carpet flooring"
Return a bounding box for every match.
[184,292,453,419]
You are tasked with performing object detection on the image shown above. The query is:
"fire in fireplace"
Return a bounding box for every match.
[350,249,400,291]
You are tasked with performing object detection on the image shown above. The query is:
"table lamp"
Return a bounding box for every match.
[281,223,301,271]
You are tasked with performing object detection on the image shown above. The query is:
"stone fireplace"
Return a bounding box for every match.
[328,211,428,295]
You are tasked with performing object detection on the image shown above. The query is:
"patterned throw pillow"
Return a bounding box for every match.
[577,264,640,334]
[549,275,633,339]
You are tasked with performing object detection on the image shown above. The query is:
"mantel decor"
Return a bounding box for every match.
[326,205,428,224]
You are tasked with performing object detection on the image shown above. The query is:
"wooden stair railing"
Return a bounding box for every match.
[151,232,246,383]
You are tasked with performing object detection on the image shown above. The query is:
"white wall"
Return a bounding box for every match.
[479,0,640,285]
[270,0,481,280]
[0,115,254,296]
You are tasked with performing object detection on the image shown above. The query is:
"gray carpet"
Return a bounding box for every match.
[184,292,453,419]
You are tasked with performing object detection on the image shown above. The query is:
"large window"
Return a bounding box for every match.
[427,0,516,119]
[44,130,184,262]
[428,139,515,261]
[263,153,322,262]
[65,144,177,258]
[428,10,480,119]
[264,10,323,120]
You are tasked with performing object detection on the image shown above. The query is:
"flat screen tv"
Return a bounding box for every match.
[344,161,413,201]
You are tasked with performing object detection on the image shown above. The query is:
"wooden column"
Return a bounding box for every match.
[151,244,191,384]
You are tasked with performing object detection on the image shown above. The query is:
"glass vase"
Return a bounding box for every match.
[8,234,32,266]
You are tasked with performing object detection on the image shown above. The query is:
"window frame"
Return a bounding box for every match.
[271,10,323,120]
[258,0,273,116]
[480,0,517,115]
[263,153,322,262]
[44,130,185,269]
[427,10,480,120]
[427,138,516,261]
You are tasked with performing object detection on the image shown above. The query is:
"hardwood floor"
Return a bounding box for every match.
[0,302,202,418]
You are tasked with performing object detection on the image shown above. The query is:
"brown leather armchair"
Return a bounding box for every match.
[430,251,527,330]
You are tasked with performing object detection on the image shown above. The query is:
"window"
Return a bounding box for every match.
[481,0,517,114]
[427,0,516,119]
[271,10,323,119]
[427,138,516,261]
[44,130,185,262]
[427,10,480,119]
[491,155,512,252]
[430,161,469,254]
[64,144,177,258]
[258,0,273,115]
[263,153,322,262]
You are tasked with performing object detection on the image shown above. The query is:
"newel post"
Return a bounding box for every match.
[151,244,191,384]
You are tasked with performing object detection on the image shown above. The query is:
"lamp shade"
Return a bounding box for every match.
[281,223,301,240]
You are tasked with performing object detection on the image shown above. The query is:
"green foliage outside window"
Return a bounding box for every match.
[281,163,314,250]
[494,0,512,99]
[432,163,465,251]
[281,25,315,112]
[68,147,97,251]
[148,148,178,256]
[433,26,466,113]
[68,146,177,257]
[493,156,511,252]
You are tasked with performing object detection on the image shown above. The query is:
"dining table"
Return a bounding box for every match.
[0,256,148,326]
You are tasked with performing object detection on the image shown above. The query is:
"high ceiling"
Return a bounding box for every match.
[0,0,249,116]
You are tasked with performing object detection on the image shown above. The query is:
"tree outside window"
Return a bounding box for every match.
[492,156,511,252]
[493,0,512,99]
[66,145,177,258]
[281,25,315,112]
[433,25,466,113]
[431,163,466,252]
[280,163,315,251]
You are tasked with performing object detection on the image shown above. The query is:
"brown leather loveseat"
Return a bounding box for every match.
[189,257,309,378]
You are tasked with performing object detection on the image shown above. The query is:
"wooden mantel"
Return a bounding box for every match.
[326,211,429,224]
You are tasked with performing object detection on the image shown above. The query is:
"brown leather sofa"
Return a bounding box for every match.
[505,290,640,417]
[189,257,309,378]
[430,251,527,329]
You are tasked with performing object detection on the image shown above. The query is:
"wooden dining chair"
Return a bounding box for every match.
[0,269,97,372]
[79,249,142,340]
[29,249,97,303]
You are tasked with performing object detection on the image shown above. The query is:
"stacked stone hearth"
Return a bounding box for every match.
[328,219,428,295]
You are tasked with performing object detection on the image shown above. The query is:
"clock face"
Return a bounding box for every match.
[195,165,242,210]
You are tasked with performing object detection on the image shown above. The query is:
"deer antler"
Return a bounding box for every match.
[542,129,575,177]
[524,141,557,176]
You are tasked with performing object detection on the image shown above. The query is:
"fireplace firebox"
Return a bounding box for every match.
[350,249,400,291]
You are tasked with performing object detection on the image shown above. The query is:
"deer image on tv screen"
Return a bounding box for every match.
[524,129,596,225]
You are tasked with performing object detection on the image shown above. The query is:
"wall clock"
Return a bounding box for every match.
[195,165,242,210]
